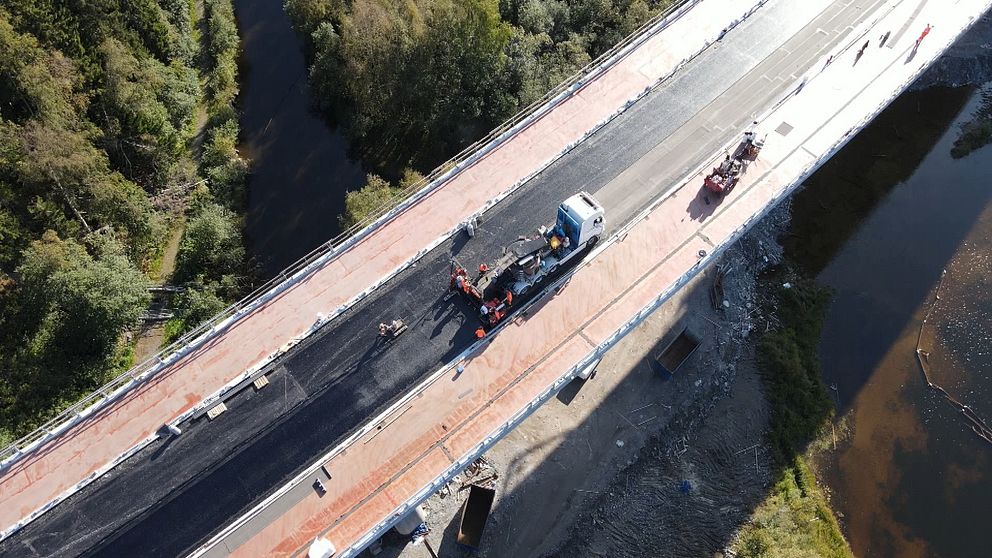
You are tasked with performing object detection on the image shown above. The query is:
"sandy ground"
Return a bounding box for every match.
[373,209,787,558]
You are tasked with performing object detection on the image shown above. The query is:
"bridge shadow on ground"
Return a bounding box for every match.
[375,255,777,558]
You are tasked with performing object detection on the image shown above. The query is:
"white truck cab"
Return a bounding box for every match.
[556,192,605,248]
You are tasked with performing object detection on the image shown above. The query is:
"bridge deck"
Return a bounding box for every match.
[193,0,991,556]
[4,0,985,555]
[0,0,753,540]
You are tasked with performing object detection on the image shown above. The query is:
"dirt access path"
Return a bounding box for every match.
[132,222,185,364]
[132,0,214,365]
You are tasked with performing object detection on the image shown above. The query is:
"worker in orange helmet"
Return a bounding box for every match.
[479,263,489,273]
[475,327,486,339]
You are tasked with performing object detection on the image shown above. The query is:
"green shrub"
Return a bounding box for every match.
[340,174,401,229]
[174,202,244,284]
[0,232,149,438]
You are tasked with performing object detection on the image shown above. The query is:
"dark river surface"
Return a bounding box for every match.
[234,0,366,278]
[788,78,992,557]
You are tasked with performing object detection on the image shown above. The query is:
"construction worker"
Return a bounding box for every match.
[475,327,486,339]
[378,323,388,336]
[478,263,489,273]
[855,40,869,65]
[744,121,757,141]
[505,290,513,306]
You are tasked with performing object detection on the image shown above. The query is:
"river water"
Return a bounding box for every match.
[788,77,992,556]
[234,0,366,278]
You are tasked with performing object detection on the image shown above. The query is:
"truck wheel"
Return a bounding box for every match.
[587,236,600,249]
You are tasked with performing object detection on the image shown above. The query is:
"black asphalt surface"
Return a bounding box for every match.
[0,1,887,556]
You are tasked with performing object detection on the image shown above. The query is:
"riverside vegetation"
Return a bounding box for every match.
[284,0,675,225]
[734,279,852,558]
[0,0,247,444]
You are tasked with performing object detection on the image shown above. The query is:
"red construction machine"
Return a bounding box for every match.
[704,127,765,195]
[703,155,743,194]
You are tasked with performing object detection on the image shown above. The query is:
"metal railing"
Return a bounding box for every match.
[0,0,696,465]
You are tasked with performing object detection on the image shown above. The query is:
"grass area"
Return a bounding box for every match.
[142,216,185,283]
[733,279,853,558]
[736,456,850,558]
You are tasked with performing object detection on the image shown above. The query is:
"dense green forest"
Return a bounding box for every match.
[0,0,246,442]
[285,0,673,220]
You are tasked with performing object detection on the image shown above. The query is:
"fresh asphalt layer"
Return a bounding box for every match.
[0,1,885,556]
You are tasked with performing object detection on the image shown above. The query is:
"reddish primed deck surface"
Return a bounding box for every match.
[216,0,987,555]
[0,0,752,535]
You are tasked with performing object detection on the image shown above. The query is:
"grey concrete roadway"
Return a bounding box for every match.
[0,1,887,556]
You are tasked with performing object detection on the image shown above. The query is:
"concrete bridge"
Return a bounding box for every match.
[0,0,988,556]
